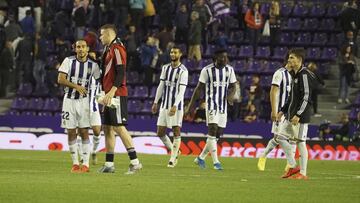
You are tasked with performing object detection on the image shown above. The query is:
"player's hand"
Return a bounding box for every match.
[103,91,114,106]
[169,106,177,116]
[271,111,277,122]
[151,103,158,114]
[291,115,300,125]
[76,85,87,96]
[276,112,284,122]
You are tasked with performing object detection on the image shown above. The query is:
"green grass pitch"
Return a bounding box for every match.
[0,150,359,203]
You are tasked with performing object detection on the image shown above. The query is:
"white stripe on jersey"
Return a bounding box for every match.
[272,67,292,112]
[200,63,236,113]
[160,63,188,110]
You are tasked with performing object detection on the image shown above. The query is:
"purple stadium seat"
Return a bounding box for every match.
[11,97,28,110]
[21,111,37,116]
[247,60,262,74]
[353,94,360,106]
[306,47,321,60]
[138,115,152,120]
[199,58,212,68]
[272,47,288,60]
[45,40,56,54]
[292,3,308,17]
[38,111,53,117]
[280,3,292,17]
[312,33,328,45]
[46,55,58,67]
[7,110,20,116]
[133,86,149,98]
[17,83,33,97]
[260,3,270,15]
[128,100,142,113]
[184,88,194,99]
[189,73,200,86]
[263,60,281,74]
[54,112,62,117]
[229,31,244,45]
[310,3,326,17]
[234,60,247,73]
[140,100,153,114]
[294,32,311,46]
[329,33,343,46]
[326,4,341,17]
[260,75,272,88]
[28,97,44,111]
[303,18,319,31]
[228,45,239,59]
[349,108,360,120]
[204,45,216,58]
[284,18,302,30]
[149,86,157,98]
[255,46,271,59]
[32,84,50,97]
[182,59,198,70]
[242,75,253,87]
[279,32,293,45]
[321,47,337,60]
[239,45,254,58]
[43,97,60,112]
[320,18,335,31]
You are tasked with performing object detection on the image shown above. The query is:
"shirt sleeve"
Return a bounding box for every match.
[199,68,208,84]
[58,57,70,74]
[160,65,166,81]
[92,63,101,80]
[229,68,237,83]
[179,70,188,86]
[113,47,125,65]
[271,70,282,87]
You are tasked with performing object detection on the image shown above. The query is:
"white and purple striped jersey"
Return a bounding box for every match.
[199,63,237,113]
[271,67,292,113]
[89,77,101,112]
[159,63,188,110]
[58,56,101,99]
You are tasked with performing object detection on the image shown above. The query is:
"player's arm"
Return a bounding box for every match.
[270,85,279,121]
[57,72,87,96]
[185,82,205,115]
[227,82,236,105]
[152,80,165,114]
[170,71,188,116]
[292,73,311,125]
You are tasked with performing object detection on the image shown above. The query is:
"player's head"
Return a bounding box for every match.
[307,62,317,72]
[100,24,117,46]
[170,46,182,62]
[74,39,89,61]
[214,49,228,68]
[287,48,305,71]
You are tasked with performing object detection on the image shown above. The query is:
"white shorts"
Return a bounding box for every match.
[89,94,101,126]
[271,115,285,134]
[206,110,227,128]
[278,119,308,141]
[61,97,90,129]
[157,108,183,128]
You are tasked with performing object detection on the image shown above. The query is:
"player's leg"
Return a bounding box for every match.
[157,125,173,152]
[91,125,101,165]
[276,135,299,178]
[67,128,80,173]
[212,126,224,170]
[290,124,308,179]
[78,127,90,172]
[168,126,181,167]
[258,122,281,171]
[98,124,116,173]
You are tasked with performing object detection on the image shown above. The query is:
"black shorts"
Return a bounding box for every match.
[103,96,128,126]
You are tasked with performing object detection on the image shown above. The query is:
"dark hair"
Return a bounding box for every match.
[288,48,305,62]
[100,24,117,35]
[214,48,227,55]
[171,45,183,53]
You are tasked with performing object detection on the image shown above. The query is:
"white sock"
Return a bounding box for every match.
[77,136,83,161]
[82,139,90,167]
[159,135,173,151]
[207,136,220,164]
[298,142,308,176]
[130,158,140,165]
[199,143,209,160]
[290,141,297,158]
[170,136,181,162]
[105,162,114,167]
[69,140,79,165]
[278,138,296,168]
[261,138,278,157]
[92,135,100,153]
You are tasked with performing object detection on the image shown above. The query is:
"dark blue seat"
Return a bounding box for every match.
[11,97,28,110]
[294,33,311,46]
[292,3,308,17]
[140,99,153,114]
[38,111,53,117]
[306,47,321,60]
[17,83,33,97]
[326,4,341,17]
[234,60,247,74]
[279,32,293,45]
[272,47,288,60]
[303,18,319,31]
[133,86,149,98]
[43,97,60,112]
[313,33,328,45]
[310,3,326,17]
[28,97,44,111]
[255,46,271,59]
[247,60,262,74]
[21,111,37,116]
[321,47,337,61]
[128,99,142,113]
[320,18,336,31]
[239,45,253,58]
[280,3,292,17]
[284,18,302,31]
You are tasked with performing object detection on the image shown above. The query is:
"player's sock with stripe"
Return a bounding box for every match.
[278,138,296,168]
[77,136,83,161]
[170,136,181,163]
[92,135,100,153]
[261,138,278,157]
[82,139,90,167]
[290,141,297,158]
[199,136,210,160]
[298,142,308,176]
[207,136,220,164]
[159,135,173,151]
[127,148,140,165]
[105,153,114,167]
[69,139,79,165]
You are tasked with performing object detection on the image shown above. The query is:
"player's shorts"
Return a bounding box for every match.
[278,119,308,141]
[157,108,183,128]
[271,115,285,134]
[206,110,227,128]
[61,97,90,129]
[103,96,128,126]
[89,95,101,126]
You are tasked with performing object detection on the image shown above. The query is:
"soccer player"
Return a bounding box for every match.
[151,46,188,168]
[89,74,102,165]
[58,39,101,173]
[185,49,236,170]
[257,61,296,171]
[98,24,142,174]
[277,48,314,179]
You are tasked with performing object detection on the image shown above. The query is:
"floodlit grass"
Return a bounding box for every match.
[0,150,359,203]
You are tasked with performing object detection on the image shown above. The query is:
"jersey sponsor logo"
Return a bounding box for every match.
[212,81,227,87]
